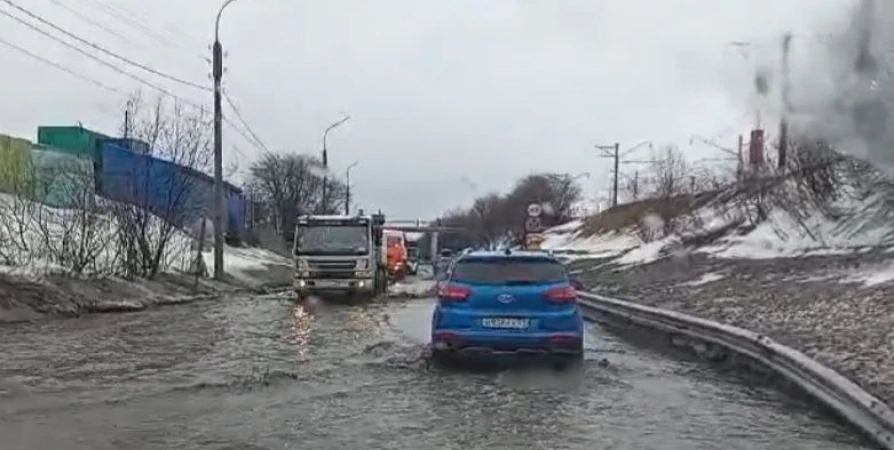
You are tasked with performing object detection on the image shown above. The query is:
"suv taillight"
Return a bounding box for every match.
[543,285,577,303]
[437,283,470,302]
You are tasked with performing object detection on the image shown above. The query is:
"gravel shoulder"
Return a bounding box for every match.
[0,260,293,323]
[571,249,894,408]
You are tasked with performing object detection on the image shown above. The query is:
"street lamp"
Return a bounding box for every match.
[345,161,358,215]
[211,0,243,280]
[321,115,351,212]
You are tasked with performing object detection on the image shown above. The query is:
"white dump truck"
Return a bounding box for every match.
[292,212,388,300]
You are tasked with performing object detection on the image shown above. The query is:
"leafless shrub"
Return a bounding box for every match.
[111,91,211,279]
[29,156,117,276]
[0,176,36,267]
[648,145,690,200]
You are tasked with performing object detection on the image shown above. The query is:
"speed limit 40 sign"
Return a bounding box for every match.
[527,203,542,217]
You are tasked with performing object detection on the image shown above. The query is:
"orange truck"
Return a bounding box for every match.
[383,229,408,280]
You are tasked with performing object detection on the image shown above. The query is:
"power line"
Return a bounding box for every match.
[45,0,133,45]
[0,35,122,94]
[222,89,271,154]
[1,14,260,155]
[0,8,265,158]
[78,0,206,60]
[0,7,203,104]
[1,0,210,91]
[220,113,258,159]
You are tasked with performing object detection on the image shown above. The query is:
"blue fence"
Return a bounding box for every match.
[97,142,246,240]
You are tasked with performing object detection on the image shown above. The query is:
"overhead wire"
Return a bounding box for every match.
[0,2,270,159]
[0,35,122,94]
[79,0,190,53]
[2,0,209,91]
[45,0,133,46]
[222,89,271,154]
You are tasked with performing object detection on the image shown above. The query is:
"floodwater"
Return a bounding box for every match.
[0,294,874,450]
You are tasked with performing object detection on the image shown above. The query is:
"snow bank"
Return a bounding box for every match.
[0,193,286,283]
[200,245,291,284]
[541,220,639,259]
[703,191,894,259]
[841,260,894,287]
[541,179,894,267]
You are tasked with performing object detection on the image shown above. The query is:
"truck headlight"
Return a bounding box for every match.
[356,259,369,269]
[355,271,371,278]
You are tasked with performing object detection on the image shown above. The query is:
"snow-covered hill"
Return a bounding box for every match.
[543,173,894,265]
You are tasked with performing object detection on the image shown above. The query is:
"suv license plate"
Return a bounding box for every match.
[481,318,529,329]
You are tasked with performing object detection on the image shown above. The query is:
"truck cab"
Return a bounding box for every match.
[292,213,387,299]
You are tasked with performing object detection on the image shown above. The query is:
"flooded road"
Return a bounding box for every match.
[0,294,874,450]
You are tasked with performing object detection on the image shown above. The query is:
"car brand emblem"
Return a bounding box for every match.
[497,294,514,304]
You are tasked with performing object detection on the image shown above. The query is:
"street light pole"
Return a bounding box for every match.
[212,0,240,280]
[345,161,358,215]
[321,115,351,213]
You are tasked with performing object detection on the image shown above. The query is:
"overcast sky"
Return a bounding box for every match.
[0,0,855,219]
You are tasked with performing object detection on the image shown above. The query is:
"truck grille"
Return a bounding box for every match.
[307,260,356,270]
[310,271,356,279]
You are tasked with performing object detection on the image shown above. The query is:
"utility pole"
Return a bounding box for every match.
[595,143,619,207]
[212,2,229,279]
[345,161,358,215]
[321,115,351,213]
[632,170,639,200]
[595,141,652,207]
[778,33,792,172]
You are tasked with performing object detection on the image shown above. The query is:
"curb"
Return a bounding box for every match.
[577,291,894,450]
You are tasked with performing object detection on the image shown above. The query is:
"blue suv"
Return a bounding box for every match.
[430,250,584,366]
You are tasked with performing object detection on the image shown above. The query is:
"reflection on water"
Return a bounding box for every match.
[282,303,312,358]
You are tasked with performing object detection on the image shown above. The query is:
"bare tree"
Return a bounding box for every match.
[111,91,212,279]
[469,193,505,249]
[648,145,690,199]
[247,152,346,243]
[434,172,584,249]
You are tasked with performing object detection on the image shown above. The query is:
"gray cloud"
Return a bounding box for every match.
[0,0,851,219]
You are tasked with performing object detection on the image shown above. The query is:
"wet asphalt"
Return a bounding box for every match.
[0,292,875,450]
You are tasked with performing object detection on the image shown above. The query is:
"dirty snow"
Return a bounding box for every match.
[615,236,679,266]
[683,272,726,287]
[0,193,286,284]
[541,221,639,259]
[841,261,894,287]
[541,181,894,268]
[701,198,894,259]
[200,245,291,283]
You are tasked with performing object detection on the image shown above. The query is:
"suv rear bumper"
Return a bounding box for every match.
[430,330,583,356]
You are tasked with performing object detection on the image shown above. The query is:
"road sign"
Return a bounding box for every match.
[527,203,542,217]
[525,216,542,233]
[525,233,545,249]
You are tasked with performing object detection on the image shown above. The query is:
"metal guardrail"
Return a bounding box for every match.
[577,291,894,450]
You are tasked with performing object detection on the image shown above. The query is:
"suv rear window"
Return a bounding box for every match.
[450,257,566,285]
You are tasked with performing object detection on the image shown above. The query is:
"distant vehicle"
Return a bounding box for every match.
[430,249,584,368]
[383,229,409,280]
[292,213,388,300]
[434,248,454,277]
[405,240,420,275]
